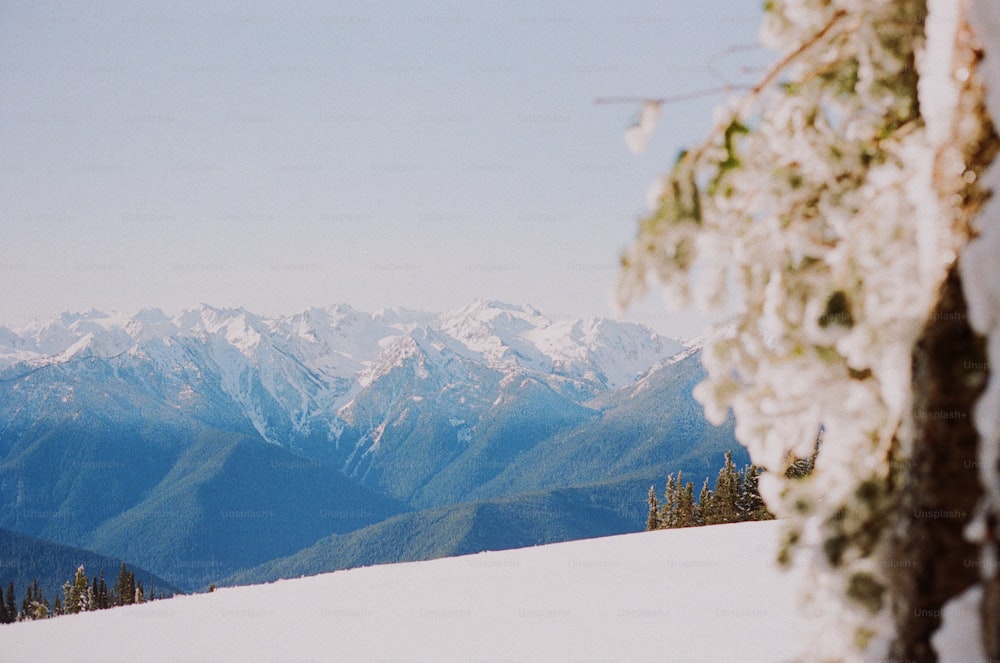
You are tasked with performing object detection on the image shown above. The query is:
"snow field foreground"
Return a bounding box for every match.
[0,521,822,663]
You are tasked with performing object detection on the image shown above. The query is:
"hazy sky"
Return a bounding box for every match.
[1,1,770,338]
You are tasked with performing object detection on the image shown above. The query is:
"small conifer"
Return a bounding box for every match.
[676,481,696,527]
[698,477,714,526]
[647,485,661,530]
[4,582,16,624]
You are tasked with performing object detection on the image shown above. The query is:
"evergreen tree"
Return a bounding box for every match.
[661,473,678,529]
[27,597,48,620]
[114,563,135,607]
[97,569,109,609]
[676,480,696,527]
[644,449,774,528]
[710,451,740,524]
[4,582,15,624]
[698,477,714,526]
[135,580,145,604]
[53,595,62,616]
[735,465,747,520]
[784,430,820,480]
[65,565,90,614]
[674,471,689,526]
[20,583,31,621]
[646,485,661,530]
[61,581,71,614]
[30,578,48,620]
[784,451,816,480]
[739,464,774,521]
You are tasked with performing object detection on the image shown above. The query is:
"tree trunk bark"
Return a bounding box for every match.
[888,265,987,662]
[886,11,1000,659]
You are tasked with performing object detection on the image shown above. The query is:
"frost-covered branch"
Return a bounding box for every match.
[615,0,1000,657]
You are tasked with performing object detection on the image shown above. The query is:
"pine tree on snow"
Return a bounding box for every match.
[710,451,740,524]
[661,473,678,529]
[739,464,773,521]
[647,485,661,530]
[85,583,96,612]
[676,480,696,528]
[97,569,109,609]
[20,583,31,621]
[698,477,714,526]
[113,563,135,607]
[30,578,49,619]
[4,582,15,624]
[65,565,89,614]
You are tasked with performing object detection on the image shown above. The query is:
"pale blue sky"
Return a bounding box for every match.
[0,1,769,338]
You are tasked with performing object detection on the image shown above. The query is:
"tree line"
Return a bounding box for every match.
[0,563,160,623]
[646,449,816,530]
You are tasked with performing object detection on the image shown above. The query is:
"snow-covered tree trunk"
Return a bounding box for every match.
[889,266,986,660]
[617,0,1000,658]
[889,6,999,658]
[960,0,1000,660]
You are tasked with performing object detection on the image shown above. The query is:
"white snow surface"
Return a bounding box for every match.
[933,586,987,663]
[0,521,824,663]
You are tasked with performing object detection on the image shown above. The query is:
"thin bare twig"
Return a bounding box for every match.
[596,10,849,169]
[684,9,848,169]
[594,85,741,107]
[679,9,850,166]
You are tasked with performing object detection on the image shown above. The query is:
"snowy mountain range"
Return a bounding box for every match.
[0,299,678,441]
[1,299,678,392]
[0,301,740,590]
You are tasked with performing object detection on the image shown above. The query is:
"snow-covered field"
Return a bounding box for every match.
[0,521,824,662]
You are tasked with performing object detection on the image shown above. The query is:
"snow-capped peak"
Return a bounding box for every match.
[447,298,544,320]
[0,302,686,440]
